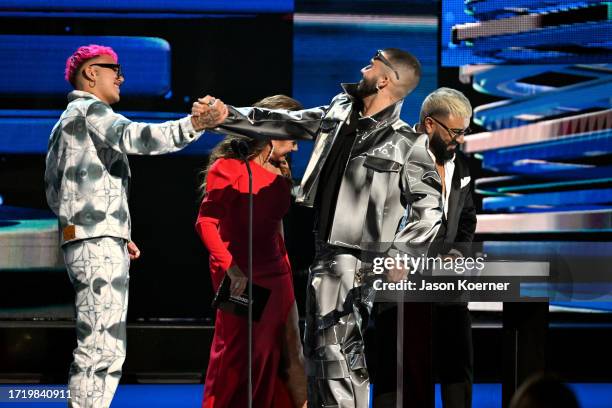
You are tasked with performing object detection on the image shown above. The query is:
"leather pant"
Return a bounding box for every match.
[304,242,376,408]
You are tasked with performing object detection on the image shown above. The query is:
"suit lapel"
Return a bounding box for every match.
[446,158,462,224]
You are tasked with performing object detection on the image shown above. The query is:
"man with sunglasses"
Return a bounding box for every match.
[376,87,477,407]
[208,48,444,407]
[418,88,475,264]
[44,44,228,408]
[422,88,476,408]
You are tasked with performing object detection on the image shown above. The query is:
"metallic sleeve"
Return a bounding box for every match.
[217,105,328,141]
[394,135,443,259]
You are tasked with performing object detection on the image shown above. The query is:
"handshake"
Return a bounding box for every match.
[190,95,229,131]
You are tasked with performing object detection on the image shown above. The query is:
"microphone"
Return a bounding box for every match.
[229,136,254,407]
[230,139,250,159]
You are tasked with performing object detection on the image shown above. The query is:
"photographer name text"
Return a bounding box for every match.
[373,279,510,291]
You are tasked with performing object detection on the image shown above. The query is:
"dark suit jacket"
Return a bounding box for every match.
[371,152,477,407]
[433,151,477,256]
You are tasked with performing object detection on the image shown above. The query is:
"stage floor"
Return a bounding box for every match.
[1,383,611,407]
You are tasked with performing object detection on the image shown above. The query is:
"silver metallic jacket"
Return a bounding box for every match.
[220,84,442,255]
[45,91,203,245]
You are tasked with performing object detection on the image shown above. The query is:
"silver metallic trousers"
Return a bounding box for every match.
[304,243,376,408]
[63,237,130,408]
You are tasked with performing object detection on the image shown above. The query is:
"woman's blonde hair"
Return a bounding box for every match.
[199,95,303,197]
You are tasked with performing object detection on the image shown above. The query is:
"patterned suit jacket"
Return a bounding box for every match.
[45,91,203,245]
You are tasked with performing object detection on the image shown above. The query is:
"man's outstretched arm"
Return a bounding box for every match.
[86,95,227,155]
[210,105,328,141]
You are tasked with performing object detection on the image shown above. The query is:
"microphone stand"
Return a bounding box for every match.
[230,139,253,408]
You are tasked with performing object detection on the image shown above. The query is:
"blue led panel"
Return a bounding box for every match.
[482,129,612,168]
[0,35,170,97]
[442,0,612,65]
[0,0,293,13]
[500,161,595,175]
[471,22,612,64]
[521,283,612,302]
[473,74,612,131]
[470,65,607,99]
[483,188,612,211]
[483,240,612,257]
[466,0,611,17]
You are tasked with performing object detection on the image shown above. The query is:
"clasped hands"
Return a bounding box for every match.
[190,95,229,131]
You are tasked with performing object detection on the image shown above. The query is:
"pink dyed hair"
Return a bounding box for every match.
[65,44,118,86]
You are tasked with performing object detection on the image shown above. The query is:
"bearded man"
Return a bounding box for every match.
[210,48,444,407]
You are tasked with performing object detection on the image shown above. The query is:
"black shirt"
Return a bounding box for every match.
[314,105,360,240]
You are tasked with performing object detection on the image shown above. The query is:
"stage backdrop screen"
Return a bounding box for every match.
[442,0,612,66]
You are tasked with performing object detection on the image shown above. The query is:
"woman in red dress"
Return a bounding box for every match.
[196,95,307,408]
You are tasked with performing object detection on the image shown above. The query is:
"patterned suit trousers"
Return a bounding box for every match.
[63,237,129,408]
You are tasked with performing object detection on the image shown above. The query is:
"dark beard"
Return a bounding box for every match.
[355,77,378,98]
[430,130,456,164]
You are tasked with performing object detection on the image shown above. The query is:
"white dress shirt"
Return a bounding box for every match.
[427,149,455,218]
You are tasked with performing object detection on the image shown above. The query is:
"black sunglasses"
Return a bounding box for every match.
[373,49,400,81]
[427,116,471,139]
[90,63,123,79]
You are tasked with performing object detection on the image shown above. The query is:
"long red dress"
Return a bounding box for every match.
[196,158,295,408]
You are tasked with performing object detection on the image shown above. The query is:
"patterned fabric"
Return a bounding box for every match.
[45,90,203,245]
[45,90,204,408]
[63,237,129,408]
[304,247,375,408]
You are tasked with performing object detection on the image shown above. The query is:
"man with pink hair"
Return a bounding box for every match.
[44,44,228,408]
[64,44,118,86]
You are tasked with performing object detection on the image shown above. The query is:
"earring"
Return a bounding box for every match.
[88,80,96,88]
[375,83,380,91]
[264,145,274,163]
